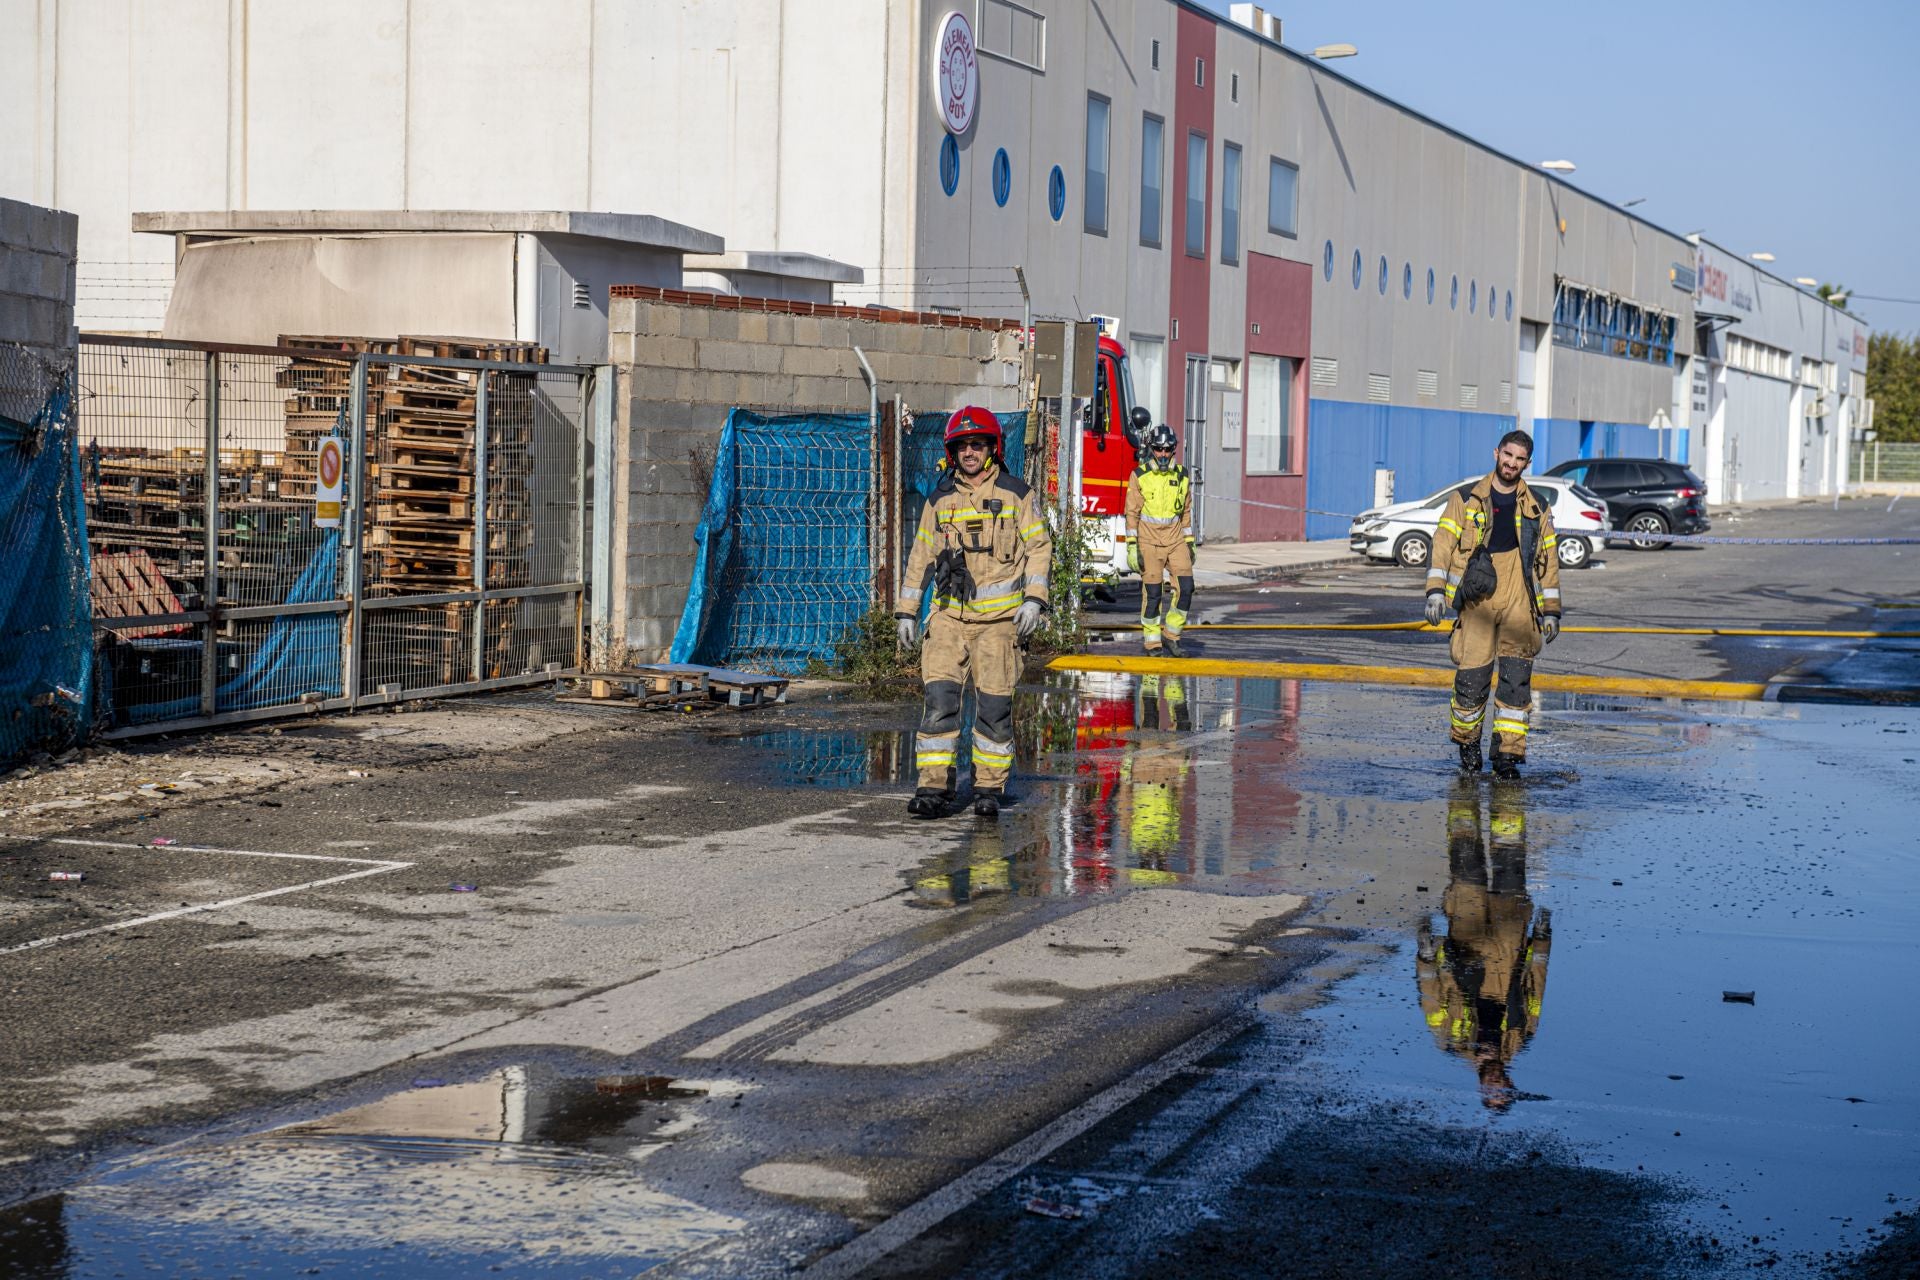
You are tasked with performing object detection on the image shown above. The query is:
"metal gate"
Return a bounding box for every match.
[78,336,593,736]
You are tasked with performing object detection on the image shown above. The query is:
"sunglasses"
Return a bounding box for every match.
[954,439,992,452]
[1152,446,1174,453]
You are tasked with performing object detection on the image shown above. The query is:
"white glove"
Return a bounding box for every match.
[1541,616,1560,644]
[896,617,918,648]
[1423,593,1446,627]
[1014,600,1044,638]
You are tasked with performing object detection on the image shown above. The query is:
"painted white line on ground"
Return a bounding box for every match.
[786,1008,1257,1280]
[23,836,405,868]
[0,862,414,956]
[1,835,415,957]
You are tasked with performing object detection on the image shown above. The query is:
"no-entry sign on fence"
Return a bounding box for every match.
[315,436,343,528]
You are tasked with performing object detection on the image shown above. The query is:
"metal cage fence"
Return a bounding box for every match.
[76,336,594,735]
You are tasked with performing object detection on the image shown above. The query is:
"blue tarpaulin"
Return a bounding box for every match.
[0,381,93,764]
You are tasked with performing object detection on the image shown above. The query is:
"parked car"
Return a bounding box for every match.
[1349,477,1610,570]
[1542,457,1709,550]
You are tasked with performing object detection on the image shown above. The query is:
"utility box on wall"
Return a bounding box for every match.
[1374,467,1395,508]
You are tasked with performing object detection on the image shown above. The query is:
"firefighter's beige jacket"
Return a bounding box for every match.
[896,463,1052,624]
[1425,474,1563,618]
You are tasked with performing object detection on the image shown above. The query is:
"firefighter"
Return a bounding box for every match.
[1423,430,1563,778]
[1124,424,1196,657]
[896,406,1052,819]
[1416,778,1552,1112]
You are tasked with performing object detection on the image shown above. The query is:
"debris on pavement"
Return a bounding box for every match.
[48,871,84,882]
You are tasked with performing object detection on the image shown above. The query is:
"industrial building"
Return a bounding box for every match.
[0,0,1867,538]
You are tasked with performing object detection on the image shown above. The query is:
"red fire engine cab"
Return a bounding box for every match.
[1077,333,1153,590]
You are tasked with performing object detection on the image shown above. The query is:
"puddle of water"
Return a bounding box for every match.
[0,1068,742,1278]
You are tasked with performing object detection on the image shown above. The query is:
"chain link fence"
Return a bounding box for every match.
[77,336,592,735]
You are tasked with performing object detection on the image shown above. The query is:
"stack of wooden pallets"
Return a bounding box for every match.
[276,334,548,684]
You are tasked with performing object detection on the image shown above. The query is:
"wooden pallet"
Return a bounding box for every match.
[92,549,190,637]
[560,665,789,711]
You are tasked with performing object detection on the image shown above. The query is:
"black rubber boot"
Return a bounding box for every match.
[907,787,950,818]
[973,788,1002,819]
[1490,752,1521,780]
[1163,634,1185,659]
[1458,742,1483,774]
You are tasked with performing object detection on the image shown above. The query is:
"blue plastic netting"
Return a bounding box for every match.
[0,380,94,765]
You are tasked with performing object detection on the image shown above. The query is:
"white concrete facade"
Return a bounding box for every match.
[3,0,1859,526]
[1687,239,1869,503]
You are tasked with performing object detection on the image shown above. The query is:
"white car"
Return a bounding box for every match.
[1349,477,1610,570]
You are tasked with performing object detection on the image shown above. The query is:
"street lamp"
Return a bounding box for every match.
[1312,43,1358,58]
[1540,160,1576,173]
[1750,252,1776,262]
[1795,277,1819,287]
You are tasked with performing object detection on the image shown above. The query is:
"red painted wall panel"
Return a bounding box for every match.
[1241,251,1313,541]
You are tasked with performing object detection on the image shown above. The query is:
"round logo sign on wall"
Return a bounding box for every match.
[934,12,980,134]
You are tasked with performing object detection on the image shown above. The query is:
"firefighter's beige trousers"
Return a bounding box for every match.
[1138,534,1194,650]
[1448,549,1542,758]
[916,614,1020,792]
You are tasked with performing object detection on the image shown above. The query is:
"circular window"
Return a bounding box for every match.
[1403,263,1413,300]
[1469,281,1478,314]
[939,135,960,197]
[1426,268,1436,304]
[991,148,1011,207]
[1351,249,1363,290]
[1323,240,1335,282]
[1377,255,1389,296]
[1505,290,1514,322]
[1450,275,1459,310]
[1490,289,1499,321]
[1048,165,1066,221]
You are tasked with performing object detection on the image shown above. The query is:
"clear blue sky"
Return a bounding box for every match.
[1197,0,1920,335]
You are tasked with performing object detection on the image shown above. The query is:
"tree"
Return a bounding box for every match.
[1867,332,1920,443]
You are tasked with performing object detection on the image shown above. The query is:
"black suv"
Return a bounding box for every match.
[1543,457,1709,550]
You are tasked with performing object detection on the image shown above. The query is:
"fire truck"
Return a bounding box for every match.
[1074,334,1154,597]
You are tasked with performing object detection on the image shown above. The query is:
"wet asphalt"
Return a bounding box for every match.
[2,503,1918,1279]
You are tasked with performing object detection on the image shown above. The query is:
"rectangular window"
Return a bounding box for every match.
[1267,158,1298,237]
[1185,131,1208,257]
[1140,114,1164,248]
[975,0,1046,72]
[1221,143,1242,265]
[1195,57,1205,87]
[1150,38,1160,70]
[1084,94,1110,235]
[1231,71,1240,102]
[1246,354,1296,474]
[1130,335,1167,425]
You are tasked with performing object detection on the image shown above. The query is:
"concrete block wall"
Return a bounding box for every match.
[0,197,79,423]
[606,288,1025,661]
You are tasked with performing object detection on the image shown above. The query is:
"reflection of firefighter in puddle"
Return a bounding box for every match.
[1123,674,1193,880]
[1417,779,1552,1112]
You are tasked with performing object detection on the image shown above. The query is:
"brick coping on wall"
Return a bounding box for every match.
[608,285,1021,332]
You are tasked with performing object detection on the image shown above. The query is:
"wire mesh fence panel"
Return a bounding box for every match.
[78,338,587,731]
[358,352,585,699]
[672,410,872,673]
[77,341,217,725]
[1853,442,1920,484]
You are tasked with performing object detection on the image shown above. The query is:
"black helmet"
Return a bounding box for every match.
[1144,423,1177,454]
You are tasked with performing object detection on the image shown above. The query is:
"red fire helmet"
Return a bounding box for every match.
[943,405,1003,456]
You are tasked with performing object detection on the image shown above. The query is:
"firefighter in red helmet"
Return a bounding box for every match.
[895,406,1053,818]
